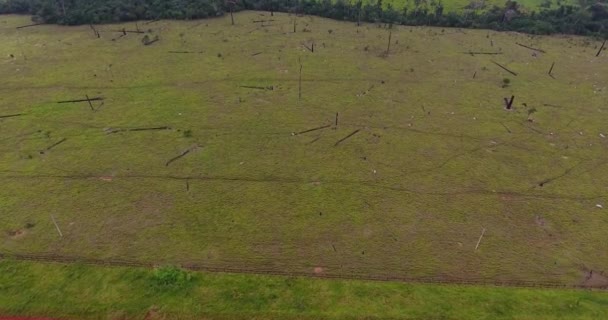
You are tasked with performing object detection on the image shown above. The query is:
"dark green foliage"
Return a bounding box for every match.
[151,266,193,290]
[1,0,607,38]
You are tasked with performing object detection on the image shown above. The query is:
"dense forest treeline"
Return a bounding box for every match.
[1,0,607,38]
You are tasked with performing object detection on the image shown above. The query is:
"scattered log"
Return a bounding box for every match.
[500,122,511,133]
[16,23,44,29]
[463,51,503,55]
[240,85,273,90]
[307,136,322,144]
[293,124,331,135]
[143,19,161,25]
[112,29,145,34]
[334,129,361,147]
[40,138,67,154]
[168,51,203,54]
[251,52,262,56]
[144,37,159,46]
[253,20,275,23]
[57,97,104,104]
[166,148,193,167]
[107,126,171,134]
[515,42,545,53]
[0,113,24,119]
[596,40,606,57]
[543,103,564,108]
[491,60,517,76]
[473,71,477,79]
[335,112,339,127]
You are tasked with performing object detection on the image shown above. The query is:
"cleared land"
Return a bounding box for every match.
[0,11,607,288]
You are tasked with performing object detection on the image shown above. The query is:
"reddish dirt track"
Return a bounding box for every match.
[0,318,58,320]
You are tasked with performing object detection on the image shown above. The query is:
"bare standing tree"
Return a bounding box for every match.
[59,0,66,17]
[386,30,392,55]
[226,0,237,25]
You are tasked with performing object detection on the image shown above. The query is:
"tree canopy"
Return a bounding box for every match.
[1,0,607,38]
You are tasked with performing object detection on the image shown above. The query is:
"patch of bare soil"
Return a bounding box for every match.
[144,306,163,320]
[582,270,608,288]
[535,215,546,227]
[6,229,26,239]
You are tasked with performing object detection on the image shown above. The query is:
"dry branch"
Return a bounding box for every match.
[463,51,503,55]
[0,113,24,119]
[166,146,198,167]
[293,124,331,135]
[597,40,606,57]
[143,19,161,25]
[240,85,273,90]
[515,42,545,53]
[16,23,44,29]
[112,29,144,34]
[40,138,67,154]
[168,51,203,54]
[491,61,517,76]
[57,97,104,104]
[107,126,171,134]
[334,129,361,146]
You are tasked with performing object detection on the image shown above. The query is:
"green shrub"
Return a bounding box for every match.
[151,266,193,290]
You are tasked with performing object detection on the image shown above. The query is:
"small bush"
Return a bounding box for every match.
[183,130,192,138]
[502,78,511,87]
[151,266,192,290]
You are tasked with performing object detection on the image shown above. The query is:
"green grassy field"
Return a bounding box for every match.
[1,11,607,291]
[1,259,608,319]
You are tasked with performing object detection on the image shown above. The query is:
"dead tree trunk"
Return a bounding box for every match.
[386,30,392,55]
[293,19,297,33]
[504,95,515,110]
[298,58,303,100]
[89,24,100,38]
[597,40,606,57]
[548,62,555,78]
[230,7,234,25]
